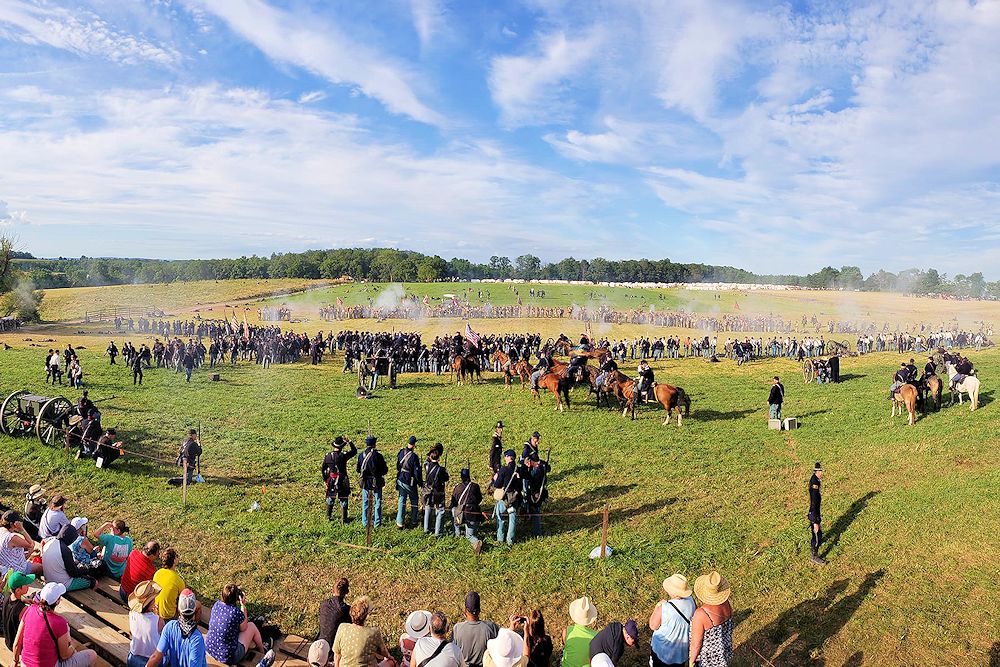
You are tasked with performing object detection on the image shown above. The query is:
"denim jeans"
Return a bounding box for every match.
[396,480,418,527]
[361,489,382,527]
[185,367,193,382]
[424,505,447,536]
[769,404,782,420]
[530,370,543,389]
[128,653,150,667]
[495,500,516,544]
[525,502,542,537]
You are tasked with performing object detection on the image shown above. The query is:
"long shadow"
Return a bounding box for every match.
[549,462,602,482]
[737,570,885,665]
[796,409,830,418]
[843,651,864,666]
[821,490,880,558]
[695,408,758,422]
[837,373,866,382]
[990,642,1000,667]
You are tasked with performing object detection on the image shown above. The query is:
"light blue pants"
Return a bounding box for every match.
[424,505,447,536]
[361,489,382,527]
[495,500,517,544]
[396,481,418,527]
[769,404,782,420]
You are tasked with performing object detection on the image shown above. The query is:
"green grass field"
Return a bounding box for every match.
[0,332,997,665]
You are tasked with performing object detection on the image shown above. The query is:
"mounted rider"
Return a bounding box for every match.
[950,355,975,392]
[595,355,618,391]
[888,362,914,399]
[635,360,655,403]
[530,350,551,391]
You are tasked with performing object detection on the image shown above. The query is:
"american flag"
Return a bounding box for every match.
[242,311,250,342]
[465,323,481,348]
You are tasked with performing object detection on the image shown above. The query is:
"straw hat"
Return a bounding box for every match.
[128,580,162,614]
[694,572,731,605]
[405,610,432,640]
[662,574,692,598]
[568,597,597,626]
[486,629,524,667]
[27,484,46,500]
[68,415,82,426]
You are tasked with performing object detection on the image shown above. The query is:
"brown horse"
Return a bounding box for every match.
[919,374,943,412]
[618,379,691,425]
[532,372,571,412]
[491,351,529,388]
[451,355,481,385]
[891,383,917,426]
[597,369,630,409]
[511,360,531,388]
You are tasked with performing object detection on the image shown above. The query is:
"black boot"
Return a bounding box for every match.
[326,502,333,521]
[341,503,350,524]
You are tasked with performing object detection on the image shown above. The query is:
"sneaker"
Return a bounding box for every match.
[396,524,405,530]
[257,649,275,667]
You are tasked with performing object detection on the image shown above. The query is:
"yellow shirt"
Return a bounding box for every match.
[152,567,185,620]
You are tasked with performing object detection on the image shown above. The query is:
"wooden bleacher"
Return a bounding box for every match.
[0,573,312,667]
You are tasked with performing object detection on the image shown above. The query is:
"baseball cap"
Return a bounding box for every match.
[39,582,67,606]
[624,619,639,641]
[178,588,198,616]
[465,591,481,614]
[71,517,89,531]
[308,640,331,667]
[4,571,35,594]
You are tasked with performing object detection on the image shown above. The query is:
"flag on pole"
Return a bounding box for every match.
[224,312,233,335]
[231,311,241,334]
[734,301,741,311]
[242,310,250,342]
[464,323,481,348]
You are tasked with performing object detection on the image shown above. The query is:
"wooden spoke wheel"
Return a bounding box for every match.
[36,396,73,447]
[0,391,31,437]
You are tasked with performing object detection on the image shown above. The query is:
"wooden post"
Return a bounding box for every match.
[182,460,189,509]
[366,493,373,548]
[600,504,610,560]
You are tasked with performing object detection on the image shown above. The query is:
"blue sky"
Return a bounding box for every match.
[1,0,1000,277]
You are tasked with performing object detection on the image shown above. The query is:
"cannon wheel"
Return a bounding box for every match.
[36,396,73,447]
[1,390,28,436]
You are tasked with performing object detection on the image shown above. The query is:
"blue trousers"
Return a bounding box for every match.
[396,481,418,527]
[495,500,517,544]
[361,489,382,527]
[424,505,447,535]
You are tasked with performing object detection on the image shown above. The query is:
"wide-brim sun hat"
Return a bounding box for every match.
[694,572,731,605]
[662,574,692,598]
[486,628,524,667]
[569,596,597,626]
[128,580,162,614]
[405,610,432,640]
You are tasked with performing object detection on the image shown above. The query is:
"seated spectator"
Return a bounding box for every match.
[648,574,695,667]
[128,580,164,667]
[1,571,35,650]
[521,611,552,667]
[484,629,525,667]
[309,639,333,667]
[588,620,637,667]
[120,541,160,604]
[0,510,43,577]
[411,611,463,667]
[22,486,46,542]
[319,578,351,649]
[12,582,98,667]
[93,519,133,581]
[39,495,70,540]
[146,589,208,667]
[40,524,96,592]
[206,583,270,666]
[153,549,185,621]
[68,518,104,577]
[332,596,396,667]
[452,592,498,667]
[559,598,597,667]
[689,573,733,667]
[400,610,432,667]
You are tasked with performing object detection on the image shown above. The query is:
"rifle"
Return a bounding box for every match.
[535,447,553,504]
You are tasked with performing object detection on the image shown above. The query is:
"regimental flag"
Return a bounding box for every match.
[224,313,233,336]
[465,323,481,348]
[231,312,241,335]
[734,301,741,311]
[242,310,250,342]
[336,297,344,307]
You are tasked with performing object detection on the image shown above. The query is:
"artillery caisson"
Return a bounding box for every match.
[0,390,74,446]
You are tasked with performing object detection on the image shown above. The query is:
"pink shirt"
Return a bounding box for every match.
[20,605,69,667]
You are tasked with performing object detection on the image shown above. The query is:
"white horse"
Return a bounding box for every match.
[945,362,980,411]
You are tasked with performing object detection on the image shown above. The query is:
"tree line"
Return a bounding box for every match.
[9,246,1000,299]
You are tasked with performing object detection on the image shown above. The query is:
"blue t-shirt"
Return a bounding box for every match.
[205,601,243,664]
[156,620,207,667]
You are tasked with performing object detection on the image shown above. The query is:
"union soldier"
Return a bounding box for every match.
[530,351,551,391]
[492,449,520,546]
[422,443,449,536]
[168,429,202,486]
[450,469,483,554]
[595,355,618,391]
[519,452,550,538]
[635,360,654,402]
[520,431,541,465]
[323,436,358,522]
[395,436,423,529]
[130,350,144,386]
[489,421,504,473]
[768,376,784,420]
[356,436,388,527]
[95,428,124,469]
[808,462,826,565]
[106,341,118,365]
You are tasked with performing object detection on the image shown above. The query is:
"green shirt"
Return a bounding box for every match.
[99,533,134,579]
[560,624,596,667]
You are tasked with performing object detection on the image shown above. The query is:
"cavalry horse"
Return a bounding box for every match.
[451,354,481,385]
[532,370,571,412]
[612,376,691,426]
[917,374,943,412]
[891,383,918,426]
[491,351,530,389]
[945,362,980,411]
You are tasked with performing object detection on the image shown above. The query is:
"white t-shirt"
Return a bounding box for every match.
[411,637,463,667]
[41,539,72,585]
[129,610,162,658]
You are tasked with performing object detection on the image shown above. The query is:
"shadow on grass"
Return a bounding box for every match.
[822,491,880,558]
[695,408,758,422]
[843,651,864,666]
[549,462,603,482]
[737,570,885,665]
[837,373,866,382]
[990,642,1000,667]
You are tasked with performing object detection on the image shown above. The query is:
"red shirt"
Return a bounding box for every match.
[120,550,156,595]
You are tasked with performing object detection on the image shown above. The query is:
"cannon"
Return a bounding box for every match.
[0,391,74,446]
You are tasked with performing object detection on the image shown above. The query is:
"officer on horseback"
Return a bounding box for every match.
[635,360,654,403]
[889,362,913,399]
[530,351,551,391]
[595,355,618,391]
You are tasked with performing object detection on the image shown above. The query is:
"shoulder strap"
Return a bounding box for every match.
[417,640,449,667]
[665,600,691,625]
[400,450,414,471]
[457,483,473,507]
[41,609,62,656]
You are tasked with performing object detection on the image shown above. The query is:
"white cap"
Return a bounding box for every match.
[70,517,89,530]
[39,582,67,605]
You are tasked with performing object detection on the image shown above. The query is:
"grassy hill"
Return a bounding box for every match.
[0,337,996,664]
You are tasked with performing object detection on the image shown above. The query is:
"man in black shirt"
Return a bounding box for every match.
[395,436,422,529]
[167,429,201,486]
[422,444,449,536]
[588,619,638,666]
[488,422,504,473]
[809,462,826,565]
[357,436,389,528]
[450,469,484,554]
[317,578,350,648]
[768,376,784,421]
[492,450,520,546]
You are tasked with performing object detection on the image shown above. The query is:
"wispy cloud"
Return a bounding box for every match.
[182,0,445,126]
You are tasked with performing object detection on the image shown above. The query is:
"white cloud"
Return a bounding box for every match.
[488,29,603,127]
[297,90,326,104]
[182,0,445,126]
[409,0,446,52]
[0,0,180,65]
